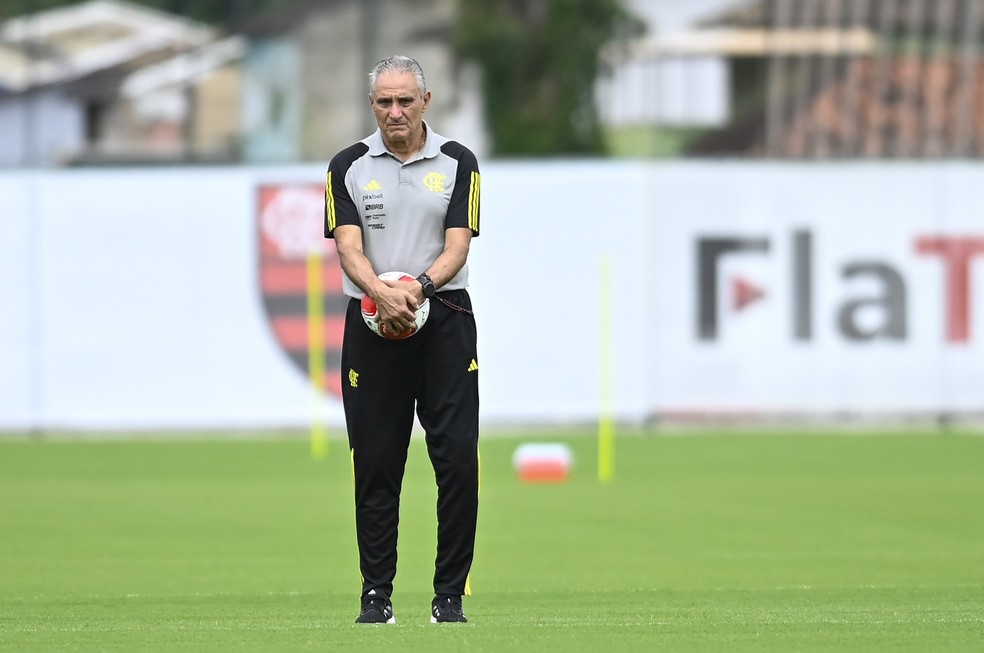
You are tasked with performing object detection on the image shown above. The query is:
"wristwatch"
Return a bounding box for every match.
[416,273,436,298]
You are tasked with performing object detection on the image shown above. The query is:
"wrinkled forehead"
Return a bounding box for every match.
[371,71,422,99]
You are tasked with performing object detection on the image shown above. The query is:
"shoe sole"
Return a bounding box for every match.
[356,616,396,624]
[430,617,467,623]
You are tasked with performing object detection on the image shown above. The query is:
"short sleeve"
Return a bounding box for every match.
[441,142,480,236]
[324,143,368,238]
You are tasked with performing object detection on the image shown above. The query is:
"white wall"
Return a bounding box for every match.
[1,162,983,431]
[598,56,729,127]
[0,173,37,425]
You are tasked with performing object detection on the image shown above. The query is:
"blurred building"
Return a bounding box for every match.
[21,0,978,164]
[600,0,984,159]
[689,0,984,158]
[238,0,485,163]
[0,0,244,166]
[600,0,738,132]
[0,0,485,166]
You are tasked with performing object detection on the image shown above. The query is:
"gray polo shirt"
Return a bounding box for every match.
[324,122,481,299]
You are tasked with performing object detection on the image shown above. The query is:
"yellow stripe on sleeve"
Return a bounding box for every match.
[468,171,481,232]
[325,170,336,232]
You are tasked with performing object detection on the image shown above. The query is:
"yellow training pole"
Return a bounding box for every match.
[598,252,615,483]
[307,251,328,459]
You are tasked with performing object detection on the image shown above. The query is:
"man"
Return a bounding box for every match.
[324,55,481,625]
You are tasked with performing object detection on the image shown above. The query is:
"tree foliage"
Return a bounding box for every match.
[454,0,644,156]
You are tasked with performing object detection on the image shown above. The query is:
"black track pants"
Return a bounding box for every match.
[340,290,479,598]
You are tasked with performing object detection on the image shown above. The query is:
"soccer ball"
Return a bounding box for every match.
[360,271,430,340]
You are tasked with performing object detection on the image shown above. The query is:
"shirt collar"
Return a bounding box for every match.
[367,121,439,160]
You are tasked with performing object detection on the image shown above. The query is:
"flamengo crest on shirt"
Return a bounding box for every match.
[257,183,347,398]
[697,230,984,344]
[423,172,447,193]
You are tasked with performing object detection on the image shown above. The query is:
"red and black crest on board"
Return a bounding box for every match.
[257,183,346,398]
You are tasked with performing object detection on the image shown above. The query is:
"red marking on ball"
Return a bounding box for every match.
[360,272,430,340]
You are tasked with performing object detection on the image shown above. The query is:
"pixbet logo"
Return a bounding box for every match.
[697,230,984,344]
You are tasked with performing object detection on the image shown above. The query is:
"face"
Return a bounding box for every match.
[370,71,431,146]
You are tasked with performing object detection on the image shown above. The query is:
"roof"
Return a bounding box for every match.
[691,55,984,158]
[120,35,245,98]
[699,0,983,32]
[0,0,213,93]
[610,27,877,58]
[768,56,984,158]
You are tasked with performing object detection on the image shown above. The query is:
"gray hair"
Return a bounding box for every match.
[368,55,427,96]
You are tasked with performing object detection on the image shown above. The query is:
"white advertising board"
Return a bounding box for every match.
[647,163,984,415]
[0,162,981,430]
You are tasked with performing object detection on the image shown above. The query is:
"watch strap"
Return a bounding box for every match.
[416,273,436,298]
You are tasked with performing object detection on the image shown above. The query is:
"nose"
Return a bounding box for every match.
[388,105,403,120]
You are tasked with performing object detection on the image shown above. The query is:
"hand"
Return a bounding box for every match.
[373,279,419,333]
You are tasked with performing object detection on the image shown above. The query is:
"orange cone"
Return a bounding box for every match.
[512,443,573,484]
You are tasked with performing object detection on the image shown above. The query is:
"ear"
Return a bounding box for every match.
[421,90,432,112]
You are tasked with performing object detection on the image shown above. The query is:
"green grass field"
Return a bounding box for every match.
[1,429,983,651]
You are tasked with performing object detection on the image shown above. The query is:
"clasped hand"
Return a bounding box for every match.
[374,280,421,334]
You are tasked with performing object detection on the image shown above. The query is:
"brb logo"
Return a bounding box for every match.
[697,230,984,344]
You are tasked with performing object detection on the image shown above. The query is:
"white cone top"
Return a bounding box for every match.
[512,443,574,470]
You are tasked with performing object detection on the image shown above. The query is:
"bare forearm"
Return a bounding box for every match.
[425,248,467,288]
[424,228,472,289]
[333,225,417,333]
[333,225,387,299]
[337,246,385,299]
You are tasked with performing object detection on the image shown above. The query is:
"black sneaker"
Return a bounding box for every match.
[356,589,395,624]
[431,595,467,623]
